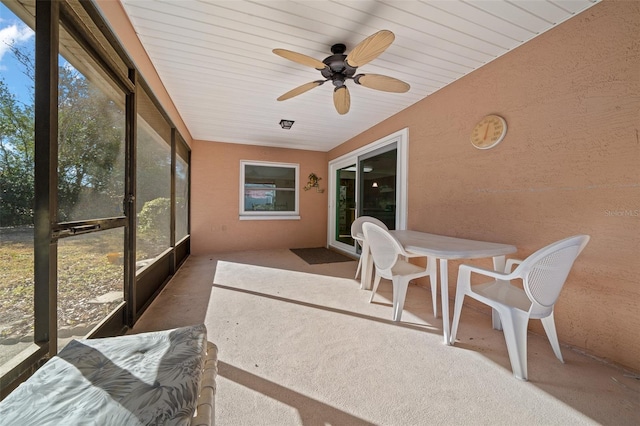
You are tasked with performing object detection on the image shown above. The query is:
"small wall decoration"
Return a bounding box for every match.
[304,173,324,193]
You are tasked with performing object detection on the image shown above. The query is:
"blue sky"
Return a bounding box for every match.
[0,2,35,105]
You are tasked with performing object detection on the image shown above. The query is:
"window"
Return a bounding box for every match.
[136,87,171,270]
[240,161,299,219]
[56,12,127,350]
[175,149,189,242]
[56,54,126,223]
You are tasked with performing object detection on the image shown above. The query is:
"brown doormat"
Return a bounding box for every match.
[290,247,355,265]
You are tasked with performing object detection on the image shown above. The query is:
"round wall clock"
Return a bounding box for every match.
[470,114,507,149]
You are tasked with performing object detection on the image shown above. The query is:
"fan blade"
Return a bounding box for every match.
[277,80,325,101]
[333,86,350,115]
[354,74,410,93]
[273,49,327,70]
[346,30,395,68]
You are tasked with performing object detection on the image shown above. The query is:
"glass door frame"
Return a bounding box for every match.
[332,158,358,251]
[327,128,408,255]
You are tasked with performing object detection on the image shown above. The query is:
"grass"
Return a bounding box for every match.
[0,227,160,339]
[0,241,35,335]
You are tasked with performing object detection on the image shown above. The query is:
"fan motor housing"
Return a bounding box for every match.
[321,43,357,83]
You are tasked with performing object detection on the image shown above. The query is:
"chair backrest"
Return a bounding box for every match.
[516,235,590,314]
[351,216,388,240]
[362,222,403,272]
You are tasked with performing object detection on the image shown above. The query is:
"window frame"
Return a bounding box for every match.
[239,160,300,220]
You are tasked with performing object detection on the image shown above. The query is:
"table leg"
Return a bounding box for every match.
[491,255,507,330]
[439,258,451,345]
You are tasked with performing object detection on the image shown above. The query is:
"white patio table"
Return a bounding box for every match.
[361,229,516,345]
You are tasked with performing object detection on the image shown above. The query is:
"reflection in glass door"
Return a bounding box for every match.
[360,147,397,230]
[336,164,356,245]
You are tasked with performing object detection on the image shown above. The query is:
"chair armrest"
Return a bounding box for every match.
[458,263,519,281]
[504,259,523,273]
[403,251,426,259]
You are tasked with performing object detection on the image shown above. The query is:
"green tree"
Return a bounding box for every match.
[57,64,124,220]
[0,43,125,225]
[138,197,170,244]
[0,79,35,226]
[136,129,171,205]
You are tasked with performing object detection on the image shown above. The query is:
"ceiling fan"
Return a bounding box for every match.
[273,30,410,115]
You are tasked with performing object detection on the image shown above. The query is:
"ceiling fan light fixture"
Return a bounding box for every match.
[279,119,294,129]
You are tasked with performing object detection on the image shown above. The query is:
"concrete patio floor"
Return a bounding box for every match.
[130,249,639,425]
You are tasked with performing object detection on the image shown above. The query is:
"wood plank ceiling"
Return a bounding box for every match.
[118,0,600,152]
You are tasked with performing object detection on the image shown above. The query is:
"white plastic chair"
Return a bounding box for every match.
[450,235,590,381]
[362,222,437,321]
[351,216,388,280]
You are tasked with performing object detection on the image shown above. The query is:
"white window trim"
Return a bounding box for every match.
[239,160,300,220]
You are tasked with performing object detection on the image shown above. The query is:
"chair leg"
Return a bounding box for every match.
[391,277,410,321]
[450,292,466,345]
[355,256,362,279]
[360,243,372,290]
[499,309,530,381]
[492,308,503,331]
[369,273,381,303]
[541,313,564,363]
[429,261,438,318]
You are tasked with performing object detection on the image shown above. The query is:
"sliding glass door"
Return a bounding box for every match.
[328,129,408,255]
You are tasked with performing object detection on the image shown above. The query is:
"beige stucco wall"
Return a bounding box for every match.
[329,0,640,371]
[191,141,329,253]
